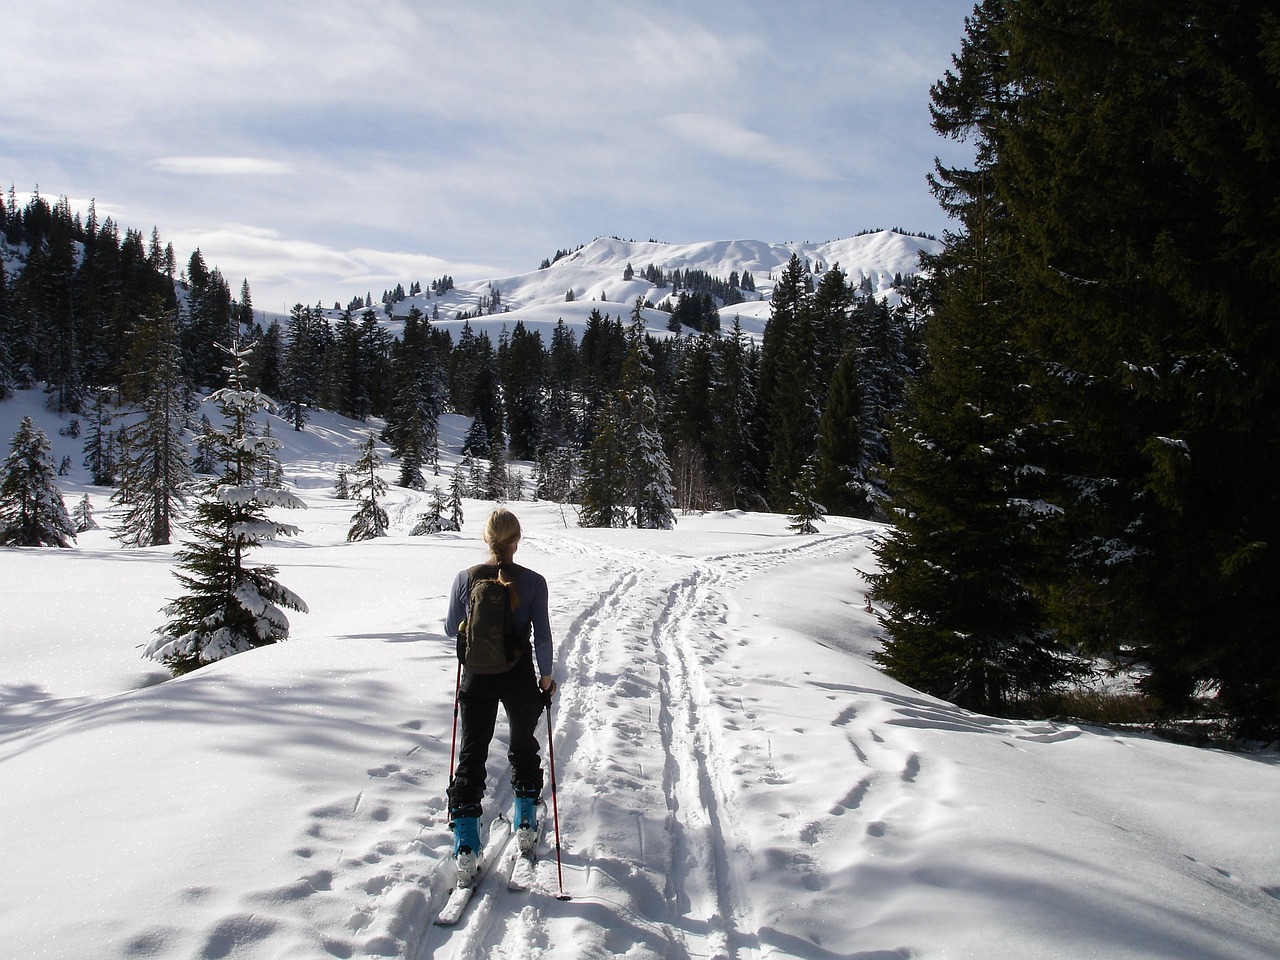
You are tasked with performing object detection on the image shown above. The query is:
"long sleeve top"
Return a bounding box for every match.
[444,564,553,679]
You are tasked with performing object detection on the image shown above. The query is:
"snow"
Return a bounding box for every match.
[1,386,1278,960]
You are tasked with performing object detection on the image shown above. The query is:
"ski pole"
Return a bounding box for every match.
[447,659,462,786]
[544,695,571,901]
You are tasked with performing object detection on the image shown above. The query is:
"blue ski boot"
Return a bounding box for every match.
[513,783,539,856]
[450,807,482,888]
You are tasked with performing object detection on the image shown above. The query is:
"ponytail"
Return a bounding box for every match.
[484,508,522,608]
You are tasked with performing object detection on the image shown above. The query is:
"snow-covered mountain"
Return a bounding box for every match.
[338,230,941,343]
[1,387,1277,960]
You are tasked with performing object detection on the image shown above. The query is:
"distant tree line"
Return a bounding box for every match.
[1,185,925,536]
[0,188,249,407]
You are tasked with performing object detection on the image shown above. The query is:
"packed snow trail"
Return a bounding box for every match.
[418,526,884,960]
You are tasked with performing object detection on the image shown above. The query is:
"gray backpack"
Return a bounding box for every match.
[458,564,528,674]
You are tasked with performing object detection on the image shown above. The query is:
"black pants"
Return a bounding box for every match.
[448,652,544,813]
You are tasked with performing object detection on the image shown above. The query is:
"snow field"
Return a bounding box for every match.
[1,392,1278,960]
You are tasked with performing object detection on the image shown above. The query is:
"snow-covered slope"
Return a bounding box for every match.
[1,390,1276,960]
[336,231,940,344]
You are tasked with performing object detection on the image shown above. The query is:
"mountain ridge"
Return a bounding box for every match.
[359,229,942,341]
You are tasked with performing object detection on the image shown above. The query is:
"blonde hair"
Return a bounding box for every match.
[484,508,522,566]
[483,508,522,608]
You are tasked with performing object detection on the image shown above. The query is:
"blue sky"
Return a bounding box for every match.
[2,1,974,314]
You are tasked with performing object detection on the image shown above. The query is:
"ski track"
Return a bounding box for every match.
[416,527,898,960]
[171,525,935,960]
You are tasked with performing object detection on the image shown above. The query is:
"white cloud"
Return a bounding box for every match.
[153,157,293,177]
[663,113,839,182]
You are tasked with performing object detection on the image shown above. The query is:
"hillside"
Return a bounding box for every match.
[327,231,941,343]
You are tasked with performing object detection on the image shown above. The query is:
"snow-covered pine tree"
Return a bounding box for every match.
[145,341,306,675]
[346,434,388,541]
[0,416,76,547]
[462,418,490,460]
[787,456,826,535]
[112,299,192,547]
[71,493,99,532]
[334,461,351,499]
[409,485,457,535]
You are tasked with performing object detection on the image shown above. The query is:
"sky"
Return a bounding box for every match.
[1,0,975,315]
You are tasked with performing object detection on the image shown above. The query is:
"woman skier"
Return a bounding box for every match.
[443,507,555,886]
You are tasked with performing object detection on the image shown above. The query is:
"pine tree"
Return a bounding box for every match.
[855,298,914,494]
[0,416,76,547]
[181,252,234,389]
[669,332,718,512]
[544,319,579,449]
[449,464,466,531]
[759,255,818,511]
[710,318,762,510]
[410,485,456,535]
[870,0,1082,712]
[535,446,576,503]
[347,434,388,541]
[280,304,318,431]
[384,305,444,486]
[191,414,218,475]
[252,319,284,399]
[80,387,117,486]
[766,293,819,513]
[814,345,867,517]
[145,341,306,675]
[0,260,15,400]
[501,321,546,460]
[236,279,255,331]
[578,397,629,528]
[484,444,511,502]
[787,456,825,535]
[71,493,99,533]
[619,299,675,529]
[112,298,191,547]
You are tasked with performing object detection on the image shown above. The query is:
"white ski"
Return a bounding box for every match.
[433,817,510,926]
[507,801,547,892]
